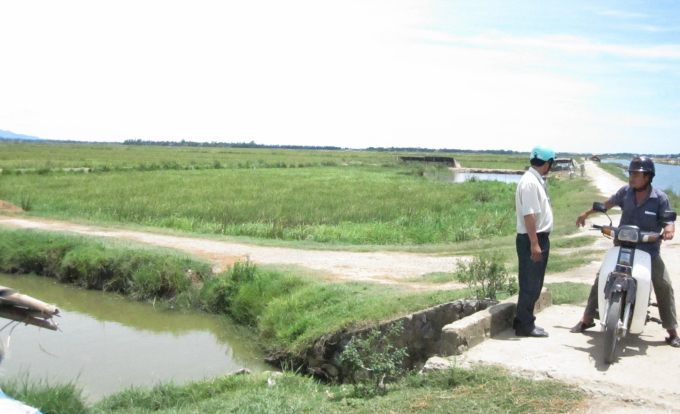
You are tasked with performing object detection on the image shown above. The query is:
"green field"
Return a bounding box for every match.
[0,142,529,170]
[0,143,594,413]
[0,142,598,247]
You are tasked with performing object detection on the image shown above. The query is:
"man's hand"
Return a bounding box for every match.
[576,212,588,227]
[530,242,542,262]
[663,224,675,241]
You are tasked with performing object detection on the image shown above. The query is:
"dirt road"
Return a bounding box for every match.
[0,216,472,289]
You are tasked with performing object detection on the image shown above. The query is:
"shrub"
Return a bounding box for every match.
[339,322,408,397]
[454,251,517,300]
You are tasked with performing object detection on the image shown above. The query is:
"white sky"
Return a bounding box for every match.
[1,0,679,153]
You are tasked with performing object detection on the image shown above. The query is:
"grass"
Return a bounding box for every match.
[0,166,519,245]
[3,366,582,414]
[0,376,87,414]
[0,228,213,302]
[0,142,530,170]
[598,161,628,181]
[409,272,458,284]
[545,282,591,306]
[0,168,599,248]
[549,235,597,249]
[202,261,479,355]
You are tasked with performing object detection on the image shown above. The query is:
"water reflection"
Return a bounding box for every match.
[601,159,680,194]
[0,273,269,402]
[425,171,522,184]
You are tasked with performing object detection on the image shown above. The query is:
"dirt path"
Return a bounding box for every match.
[0,215,472,290]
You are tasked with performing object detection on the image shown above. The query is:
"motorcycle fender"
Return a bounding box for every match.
[598,247,621,322]
[630,250,652,334]
[597,247,652,334]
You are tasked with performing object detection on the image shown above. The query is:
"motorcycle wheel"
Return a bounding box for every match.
[604,291,623,364]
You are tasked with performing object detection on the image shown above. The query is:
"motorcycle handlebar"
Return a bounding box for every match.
[590,224,663,242]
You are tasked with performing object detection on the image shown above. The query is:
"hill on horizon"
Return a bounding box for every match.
[0,129,46,141]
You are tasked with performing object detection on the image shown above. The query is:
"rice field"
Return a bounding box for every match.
[0,142,591,246]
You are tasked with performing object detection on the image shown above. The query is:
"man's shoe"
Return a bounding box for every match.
[515,327,549,338]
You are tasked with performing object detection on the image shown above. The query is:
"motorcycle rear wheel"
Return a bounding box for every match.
[604,291,623,364]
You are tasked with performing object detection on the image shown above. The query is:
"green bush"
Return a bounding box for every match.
[339,322,408,397]
[454,251,517,300]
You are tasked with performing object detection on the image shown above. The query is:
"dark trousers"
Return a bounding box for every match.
[514,232,550,333]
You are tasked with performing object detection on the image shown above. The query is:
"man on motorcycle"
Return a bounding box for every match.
[570,156,679,348]
[514,145,554,338]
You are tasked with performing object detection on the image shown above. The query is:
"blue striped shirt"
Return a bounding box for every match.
[608,185,675,259]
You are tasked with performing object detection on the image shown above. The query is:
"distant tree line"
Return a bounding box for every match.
[122,139,344,151]
[2,136,679,158]
[366,147,522,154]
[122,139,526,154]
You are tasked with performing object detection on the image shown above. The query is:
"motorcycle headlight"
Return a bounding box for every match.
[618,228,639,243]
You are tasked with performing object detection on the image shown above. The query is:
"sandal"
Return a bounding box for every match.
[570,321,596,333]
[666,336,680,348]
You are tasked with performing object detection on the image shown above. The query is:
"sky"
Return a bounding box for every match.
[1,0,679,153]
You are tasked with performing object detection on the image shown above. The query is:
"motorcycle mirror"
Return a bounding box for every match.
[662,211,677,222]
[593,202,607,213]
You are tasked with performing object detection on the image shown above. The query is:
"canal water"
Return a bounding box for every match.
[601,159,680,194]
[425,171,522,184]
[0,273,269,402]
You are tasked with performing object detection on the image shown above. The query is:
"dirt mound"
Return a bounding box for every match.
[0,200,24,213]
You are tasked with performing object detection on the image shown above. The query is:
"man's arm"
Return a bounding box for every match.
[576,200,616,227]
[524,213,542,262]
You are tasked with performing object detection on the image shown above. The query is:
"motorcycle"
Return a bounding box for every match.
[0,285,59,414]
[591,202,676,363]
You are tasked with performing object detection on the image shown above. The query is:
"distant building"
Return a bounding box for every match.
[589,155,601,162]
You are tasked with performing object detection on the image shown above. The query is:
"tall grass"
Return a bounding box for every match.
[0,142,530,170]
[88,367,583,414]
[201,260,473,354]
[0,229,212,301]
[1,167,520,245]
[598,161,628,181]
[0,376,87,414]
[3,366,583,414]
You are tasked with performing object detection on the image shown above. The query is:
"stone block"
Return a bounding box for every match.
[437,288,551,357]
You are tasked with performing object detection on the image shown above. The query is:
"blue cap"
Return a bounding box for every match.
[530,146,555,162]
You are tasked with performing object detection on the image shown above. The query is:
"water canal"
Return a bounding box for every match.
[425,171,522,184]
[0,273,269,402]
[602,159,680,194]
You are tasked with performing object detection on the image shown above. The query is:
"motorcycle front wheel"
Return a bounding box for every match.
[604,291,623,364]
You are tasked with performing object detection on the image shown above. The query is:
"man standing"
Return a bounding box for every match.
[570,156,678,347]
[514,146,555,337]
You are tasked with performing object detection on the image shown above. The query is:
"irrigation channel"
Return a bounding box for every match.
[424,171,523,184]
[0,273,269,402]
[602,159,680,194]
